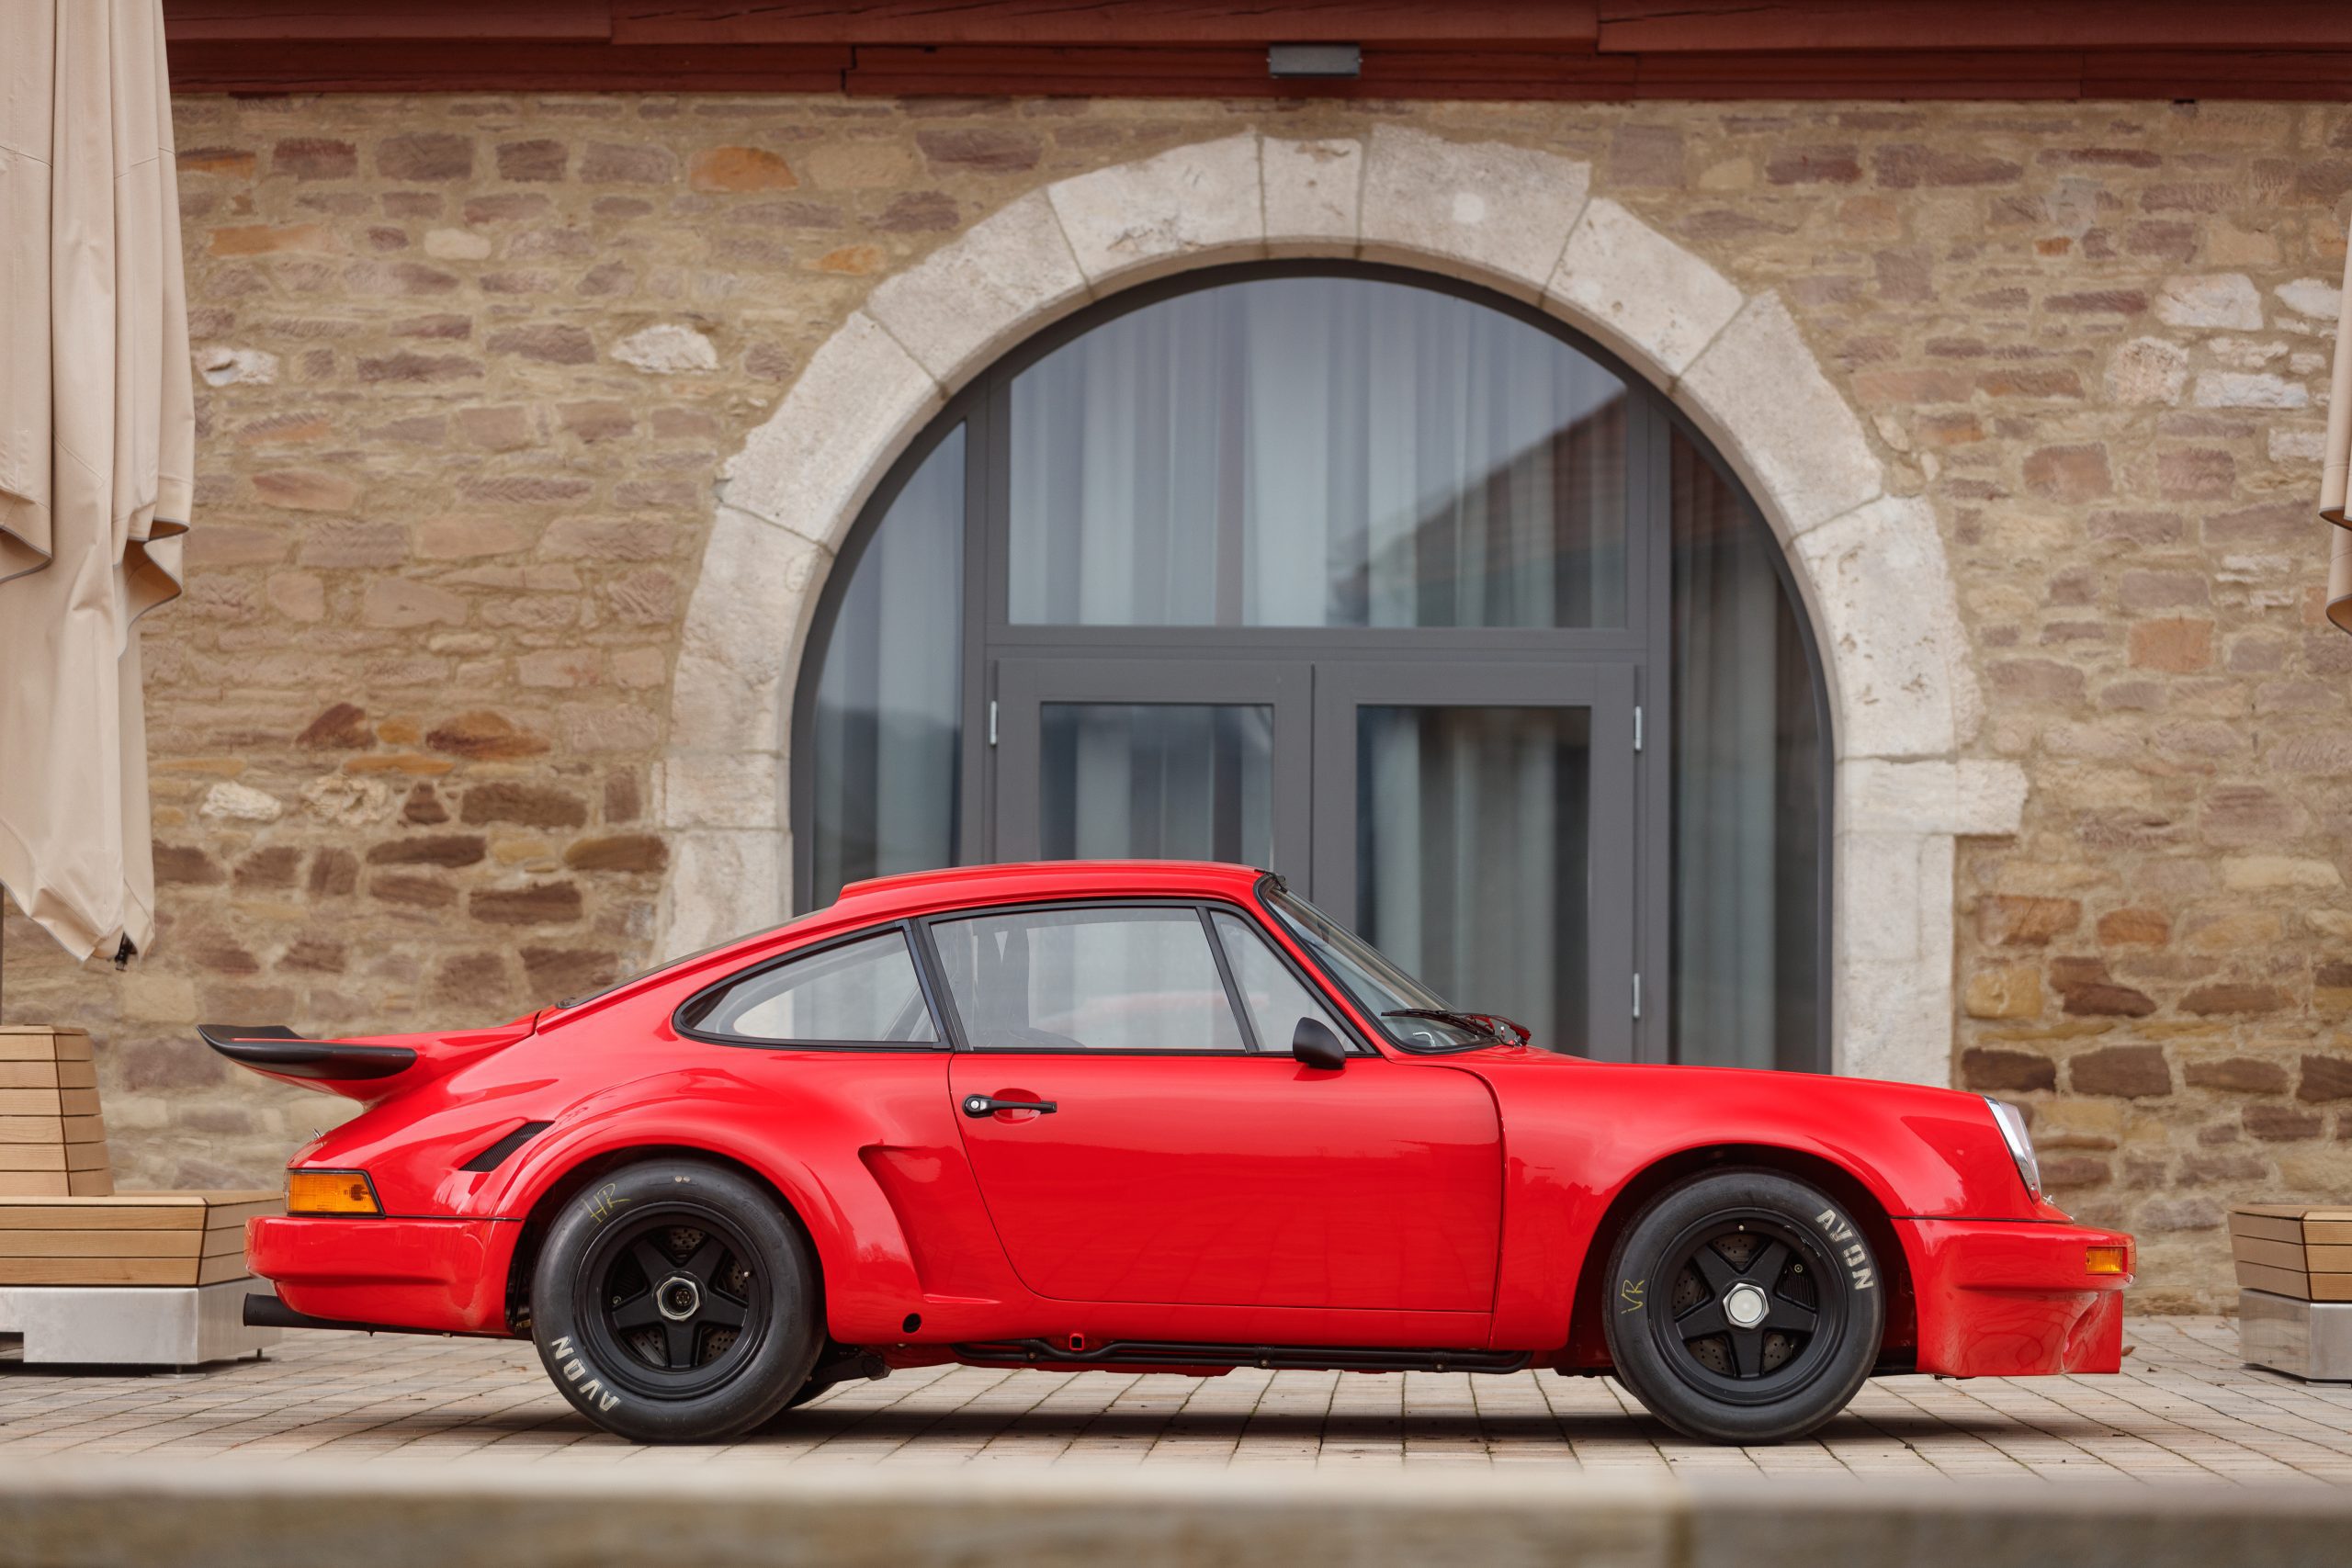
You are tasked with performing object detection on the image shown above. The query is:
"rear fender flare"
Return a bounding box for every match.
[488,1102,922,1341]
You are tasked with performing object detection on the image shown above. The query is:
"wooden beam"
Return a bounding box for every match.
[1634,49,2091,101]
[613,2,1601,48]
[1597,0,2352,53]
[164,0,613,41]
[844,45,1634,99]
[164,41,850,93]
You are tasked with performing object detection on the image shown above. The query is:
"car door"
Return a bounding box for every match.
[931,900,1504,1315]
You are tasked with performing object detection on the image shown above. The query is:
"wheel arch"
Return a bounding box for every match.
[501,1143,829,1335]
[1562,1142,1918,1373]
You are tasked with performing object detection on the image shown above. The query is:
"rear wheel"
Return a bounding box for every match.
[530,1159,820,1443]
[1601,1169,1883,1444]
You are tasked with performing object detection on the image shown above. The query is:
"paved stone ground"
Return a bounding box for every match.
[2,1316,2348,1483]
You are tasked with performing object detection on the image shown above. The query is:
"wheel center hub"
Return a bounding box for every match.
[1723,1280,1769,1329]
[656,1274,702,1322]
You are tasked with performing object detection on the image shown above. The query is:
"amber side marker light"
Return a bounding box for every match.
[2086,1245,2131,1276]
[288,1170,381,1216]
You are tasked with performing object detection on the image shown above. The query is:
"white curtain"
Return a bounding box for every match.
[808,427,964,905]
[1359,706,1586,1044]
[1009,276,1626,630]
[1669,435,1824,1069]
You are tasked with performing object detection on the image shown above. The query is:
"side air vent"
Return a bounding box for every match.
[458,1121,552,1173]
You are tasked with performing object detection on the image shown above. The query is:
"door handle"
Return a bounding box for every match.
[962,1094,1057,1118]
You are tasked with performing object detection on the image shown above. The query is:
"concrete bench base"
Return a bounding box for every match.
[2241,1289,2352,1382]
[0,1279,279,1368]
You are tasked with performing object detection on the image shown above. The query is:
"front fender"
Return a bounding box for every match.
[1474,1060,2037,1354]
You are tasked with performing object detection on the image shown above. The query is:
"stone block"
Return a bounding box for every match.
[1794,496,1974,760]
[1679,293,1883,537]
[2070,1045,2172,1098]
[655,753,781,831]
[662,831,784,954]
[667,509,824,755]
[1547,197,1744,379]
[1964,962,2044,1020]
[1359,126,1589,302]
[690,147,797,193]
[614,323,718,374]
[1047,133,1265,288]
[1262,137,1362,256]
[2152,273,2262,329]
[866,189,1089,388]
[721,314,940,548]
[1838,759,2027,837]
[1961,1045,2056,1092]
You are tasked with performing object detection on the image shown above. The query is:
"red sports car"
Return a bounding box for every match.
[210,861,2132,1445]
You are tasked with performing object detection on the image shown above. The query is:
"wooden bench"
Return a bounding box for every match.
[0,1027,281,1366]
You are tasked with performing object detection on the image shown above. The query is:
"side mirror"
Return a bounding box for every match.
[1291,1017,1348,1071]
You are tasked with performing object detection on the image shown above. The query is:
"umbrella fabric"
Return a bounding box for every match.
[2324,220,2352,632]
[0,0,191,962]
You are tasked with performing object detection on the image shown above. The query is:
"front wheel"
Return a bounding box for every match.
[1601,1169,1883,1444]
[530,1159,821,1443]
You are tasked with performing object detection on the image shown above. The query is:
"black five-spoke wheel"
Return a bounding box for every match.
[1653,1213,1835,1396]
[1603,1169,1884,1444]
[587,1212,763,1392]
[530,1159,822,1443]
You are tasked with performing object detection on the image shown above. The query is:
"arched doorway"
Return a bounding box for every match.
[792,263,1829,1070]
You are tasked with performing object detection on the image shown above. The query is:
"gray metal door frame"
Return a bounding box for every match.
[991,657,1315,882]
[1306,660,1639,1063]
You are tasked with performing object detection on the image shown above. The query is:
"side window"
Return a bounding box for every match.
[1211,911,1352,1055]
[681,931,937,1044]
[932,907,1247,1053]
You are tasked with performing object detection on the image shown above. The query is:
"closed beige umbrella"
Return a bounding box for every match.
[0,0,191,964]
[2324,220,2352,632]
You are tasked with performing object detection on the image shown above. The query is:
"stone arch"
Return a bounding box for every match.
[656,127,2025,1087]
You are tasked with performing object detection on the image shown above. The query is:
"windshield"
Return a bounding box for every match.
[1260,882,1495,1050]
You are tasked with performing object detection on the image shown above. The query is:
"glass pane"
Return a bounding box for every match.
[1009,276,1626,628]
[1261,885,1486,1049]
[685,932,935,1043]
[1210,910,1348,1054]
[1039,703,1274,865]
[933,907,1247,1053]
[1670,432,1825,1071]
[809,425,965,908]
[1355,706,1590,1049]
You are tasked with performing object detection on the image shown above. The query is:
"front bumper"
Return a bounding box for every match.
[246,1214,520,1336]
[1899,1218,2132,1378]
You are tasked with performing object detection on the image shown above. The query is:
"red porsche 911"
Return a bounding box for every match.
[209,861,2132,1445]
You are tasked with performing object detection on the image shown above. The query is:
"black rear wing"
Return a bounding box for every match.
[197,1024,417,1081]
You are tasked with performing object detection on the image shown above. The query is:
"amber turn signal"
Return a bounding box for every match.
[2085,1244,2130,1276]
[288,1169,381,1215]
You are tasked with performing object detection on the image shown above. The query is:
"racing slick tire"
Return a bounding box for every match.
[530,1158,823,1443]
[1601,1169,1883,1444]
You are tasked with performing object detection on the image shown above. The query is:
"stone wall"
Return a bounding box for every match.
[0,91,2346,1309]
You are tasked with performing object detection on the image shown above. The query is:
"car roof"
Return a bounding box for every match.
[831,860,1270,923]
[537,862,1278,1027]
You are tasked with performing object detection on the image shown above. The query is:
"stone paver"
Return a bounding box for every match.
[3,1316,2348,1483]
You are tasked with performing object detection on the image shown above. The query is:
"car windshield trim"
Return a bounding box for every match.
[1257,878,1491,1051]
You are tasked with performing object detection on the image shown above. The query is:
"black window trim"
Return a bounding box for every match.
[673,919,951,1054]
[912,894,1375,1060]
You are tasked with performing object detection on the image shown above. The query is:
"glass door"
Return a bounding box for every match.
[991,659,1314,882]
[1310,662,1637,1061]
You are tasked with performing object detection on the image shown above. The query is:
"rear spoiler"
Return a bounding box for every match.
[197,1024,417,1082]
